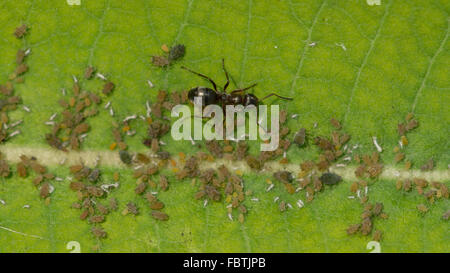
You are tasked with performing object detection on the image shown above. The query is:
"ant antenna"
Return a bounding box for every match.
[181,66,218,91]
[260,93,293,101]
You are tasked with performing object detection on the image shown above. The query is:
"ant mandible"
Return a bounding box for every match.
[181,59,293,107]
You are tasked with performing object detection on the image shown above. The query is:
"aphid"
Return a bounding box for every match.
[102,81,114,95]
[109,107,114,116]
[161,44,169,53]
[335,42,347,51]
[23,204,30,209]
[84,66,95,79]
[372,136,382,153]
[296,199,304,208]
[119,150,132,164]
[23,105,31,112]
[151,56,170,67]
[279,201,286,212]
[181,59,293,107]
[104,101,111,109]
[0,199,5,205]
[8,130,20,139]
[346,223,360,235]
[96,72,107,81]
[330,118,341,129]
[273,171,293,183]
[147,80,154,88]
[394,152,405,163]
[373,230,383,242]
[126,202,139,215]
[319,172,342,185]
[16,49,26,64]
[91,227,107,238]
[151,211,169,221]
[293,128,306,147]
[168,44,186,61]
[420,158,434,171]
[87,169,100,182]
[266,184,274,192]
[417,204,428,214]
[443,210,450,221]
[14,24,28,38]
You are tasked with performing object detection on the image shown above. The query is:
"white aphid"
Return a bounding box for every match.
[308,41,317,47]
[228,213,233,221]
[100,183,119,193]
[104,101,111,109]
[96,73,107,80]
[147,80,154,88]
[139,115,146,120]
[364,186,368,196]
[335,42,347,51]
[8,130,20,138]
[266,184,274,192]
[24,48,31,56]
[313,122,318,128]
[61,88,66,96]
[72,75,78,83]
[109,107,114,116]
[357,189,361,199]
[44,121,55,126]
[287,203,293,209]
[159,140,166,145]
[145,101,151,117]
[399,140,403,149]
[10,120,22,128]
[59,158,67,165]
[0,199,5,205]
[283,151,287,158]
[23,105,30,112]
[348,196,355,199]
[372,136,383,153]
[55,177,64,181]
[291,114,299,119]
[295,187,302,193]
[296,199,304,208]
[336,164,346,168]
[23,204,30,209]
[123,115,137,123]
[251,198,259,202]
[48,184,55,194]
[274,196,279,203]
[49,113,57,121]
[126,130,136,136]
[203,199,208,207]
[343,156,352,161]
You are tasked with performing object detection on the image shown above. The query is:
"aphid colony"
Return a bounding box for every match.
[346,202,388,242]
[46,66,115,151]
[69,163,119,239]
[0,25,32,143]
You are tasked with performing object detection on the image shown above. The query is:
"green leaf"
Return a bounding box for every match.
[0,0,449,253]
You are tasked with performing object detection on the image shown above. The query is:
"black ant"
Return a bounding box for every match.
[181,59,293,107]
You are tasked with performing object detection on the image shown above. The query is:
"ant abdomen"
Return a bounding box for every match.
[188,87,218,105]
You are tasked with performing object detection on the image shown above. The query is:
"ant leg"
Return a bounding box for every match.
[260,93,293,101]
[181,66,218,91]
[222,59,230,92]
[230,83,257,94]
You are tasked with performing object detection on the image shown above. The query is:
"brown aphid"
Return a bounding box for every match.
[168,44,186,62]
[151,138,159,152]
[135,182,147,195]
[102,81,114,95]
[30,162,46,174]
[152,56,170,67]
[15,64,28,75]
[14,24,28,38]
[379,212,389,219]
[279,201,287,212]
[420,158,434,171]
[40,182,51,198]
[350,182,359,193]
[84,66,95,79]
[403,179,412,191]
[126,202,139,215]
[442,210,450,221]
[109,198,118,211]
[74,123,89,134]
[16,49,26,64]
[87,186,104,197]
[394,152,405,163]
[91,227,107,238]
[89,215,105,224]
[405,119,418,131]
[159,175,169,191]
[80,209,89,220]
[113,172,120,182]
[373,203,383,216]
[405,160,412,170]
[32,175,43,186]
[330,118,341,129]
[97,204,109,215]
[150,200,165,210]
[273,171,293,183]
[70,164,83,174]
[346,223,360,235]
[151,211,169,221]
[17,162,27,177]
[360,217,372,235]
[246,155,262,170]
[373,230,383,242]
[417,204,428,214]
